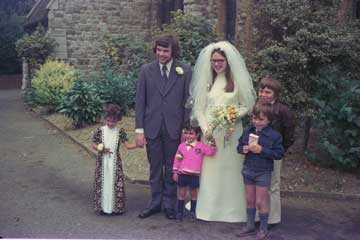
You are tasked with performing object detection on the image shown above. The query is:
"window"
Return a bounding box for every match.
[159,0,184,24]
[225,0,236,42]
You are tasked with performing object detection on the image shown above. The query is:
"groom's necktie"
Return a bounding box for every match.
[162,65,168,82]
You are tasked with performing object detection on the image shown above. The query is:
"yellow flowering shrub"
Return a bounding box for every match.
[32,60,77,107]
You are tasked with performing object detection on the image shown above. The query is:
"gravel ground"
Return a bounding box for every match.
[1,89,359,239]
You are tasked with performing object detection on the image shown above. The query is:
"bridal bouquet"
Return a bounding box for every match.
[208,105,240,147]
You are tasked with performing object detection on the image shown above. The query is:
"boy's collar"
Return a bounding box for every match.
[250,125,271,136]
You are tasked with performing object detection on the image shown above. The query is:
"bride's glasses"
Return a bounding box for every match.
[210,59,226,64]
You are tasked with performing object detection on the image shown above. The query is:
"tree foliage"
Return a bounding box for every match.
[313,66,360,171]
[250,0,360,170]
[97,10,218,114]
[0,0,35,74]
[15,25,57,74]
[251,0,360,114]
[153,10,218,66]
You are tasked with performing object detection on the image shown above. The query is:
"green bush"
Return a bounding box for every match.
[32,60,77,107]
[314,82,360,171]
[250,0,359,115]
[102,34,151,76]
[97,10,217,112]
[58,80,103,129]
[249,0,360,153]
[21,87,38,108]
[154,10,218,66]
[100,34,149,112]
[93,62,136,114]
[15,25,57,74]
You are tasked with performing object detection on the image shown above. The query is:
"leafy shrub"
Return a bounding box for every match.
[21,87,38,107]
[32,60,76,107]
[98,10,217,112]
[314,84,360,171]
[100,34,149,112]
[153,10,218,66]
[58,80,103,128]
[249,0,360,153]
[15,25,57,74]
[93,63,136,114]
[102,34,151,77]
[250,0,359,115]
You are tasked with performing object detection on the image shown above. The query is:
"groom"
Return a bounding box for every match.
[135,35,191,219]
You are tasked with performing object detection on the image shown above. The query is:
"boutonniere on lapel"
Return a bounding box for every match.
[195,148,201,154]
[175,67,184,75]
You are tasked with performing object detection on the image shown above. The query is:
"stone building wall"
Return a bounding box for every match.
[184,0,253,55]
[45,0,254,72]
[47,0,159,73]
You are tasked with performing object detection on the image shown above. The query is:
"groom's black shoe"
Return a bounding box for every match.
[138,207,161,219]
[164,208,175,220]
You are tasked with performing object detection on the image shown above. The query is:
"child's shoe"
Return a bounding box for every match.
[175,213,183,223]
[255,230,268,240]
[236,226,256,237]
[189,211,196,222]
[99,211,110,216]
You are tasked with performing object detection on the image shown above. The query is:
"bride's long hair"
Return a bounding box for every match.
[211,48,234,93]
[188,41,256,119]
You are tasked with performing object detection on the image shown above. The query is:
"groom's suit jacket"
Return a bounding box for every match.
[135,60,191,140]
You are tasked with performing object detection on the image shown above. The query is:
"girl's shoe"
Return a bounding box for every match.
[256,230,268,240]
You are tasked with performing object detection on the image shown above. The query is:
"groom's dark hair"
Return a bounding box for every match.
[153,34,181,59]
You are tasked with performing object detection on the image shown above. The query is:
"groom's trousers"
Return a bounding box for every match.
[145,123,179,210]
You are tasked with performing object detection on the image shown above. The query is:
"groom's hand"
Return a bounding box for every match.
[136,133,146,147]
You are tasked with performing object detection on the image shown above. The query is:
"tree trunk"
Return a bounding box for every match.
[303,116,312,151]
[21,57,30,90]
[337,0,356,24]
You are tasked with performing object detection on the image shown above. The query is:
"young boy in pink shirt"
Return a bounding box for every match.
[172,122,217,222]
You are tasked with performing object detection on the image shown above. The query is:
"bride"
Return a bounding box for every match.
[189,41,256,222]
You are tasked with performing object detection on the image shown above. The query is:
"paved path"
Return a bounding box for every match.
[0,90,359,239]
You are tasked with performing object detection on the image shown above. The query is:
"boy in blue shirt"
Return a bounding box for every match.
[237,102,284,240]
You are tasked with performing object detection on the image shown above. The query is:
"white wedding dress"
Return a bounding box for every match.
[194,73,248,222]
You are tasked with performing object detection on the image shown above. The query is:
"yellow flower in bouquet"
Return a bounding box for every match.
[209,105,241,146]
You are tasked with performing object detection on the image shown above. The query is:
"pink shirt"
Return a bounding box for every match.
[173,141,217,176]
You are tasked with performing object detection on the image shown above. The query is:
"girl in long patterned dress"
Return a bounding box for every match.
[92,104,137,215]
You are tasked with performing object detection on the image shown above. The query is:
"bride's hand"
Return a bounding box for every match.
[225,128,234,139]
[204,129,212,139]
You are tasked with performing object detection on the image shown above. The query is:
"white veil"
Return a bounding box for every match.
[188,41,256,126]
